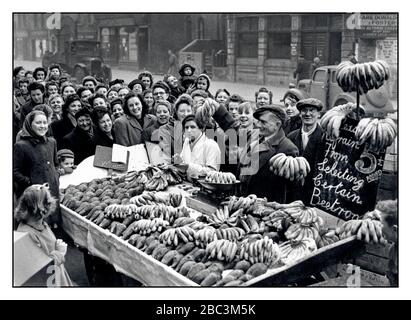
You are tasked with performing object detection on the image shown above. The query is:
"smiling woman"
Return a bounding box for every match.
[13,110,60,225]
[91,107,115,148]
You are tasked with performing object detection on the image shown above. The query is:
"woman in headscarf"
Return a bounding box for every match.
[91,107,115,148]
[13,110,60,207]
[113,92,157,146]
[62,107,96,165]
[50,94,82,149]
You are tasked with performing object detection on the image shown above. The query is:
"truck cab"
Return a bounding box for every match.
[288,65,396,117]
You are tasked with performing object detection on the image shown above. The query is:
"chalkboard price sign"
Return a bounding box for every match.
[310,117,386,220]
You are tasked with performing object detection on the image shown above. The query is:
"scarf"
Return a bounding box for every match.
[67,113,77,128]
[301,123,317,150]
[19,110,47,145]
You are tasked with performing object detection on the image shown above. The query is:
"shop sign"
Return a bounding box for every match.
[376,39,397,65]
[309,117,386,221]
[346,13,397,38]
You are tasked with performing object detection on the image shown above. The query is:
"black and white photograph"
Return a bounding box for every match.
[5,4,405,301]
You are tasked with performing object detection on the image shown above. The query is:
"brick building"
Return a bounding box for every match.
[225,13,398,96]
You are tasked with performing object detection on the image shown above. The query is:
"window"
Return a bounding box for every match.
[267,15,291,59]
[198,17,205,39]
[313,70,326,82]
[302,14,329,30]
[237,17,258,58]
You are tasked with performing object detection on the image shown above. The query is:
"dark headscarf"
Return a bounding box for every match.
[19,110,48,145]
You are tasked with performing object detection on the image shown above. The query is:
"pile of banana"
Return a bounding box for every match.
[268,153,311,182]
[336,60,390,94]
[124,170,140,183]
[144,172,169,191]
[239,215,265,234]
[316,229,340,248]
[206,206,231,225]
[355,117,397,151]
[216,227,246,242]
[159,225,196,246]
[336,218,386,244]
[320,103,356,139]
[224,194,258,214]
[194,227,218,248]
[130,192,169,206]
[285,223,319,242]
[134,204,188,224]
[239,236,281,265]
[205,239,238,262]
[135,173,149,184]
[204,171,237,184]
[279,238,317,265]
[134,218,170,235]
[104,203,139,219]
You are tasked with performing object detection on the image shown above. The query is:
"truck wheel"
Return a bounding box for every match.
[74,67,86,84]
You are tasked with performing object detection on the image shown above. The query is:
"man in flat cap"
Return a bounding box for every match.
[238,104,299,203]
[287,98,325,204]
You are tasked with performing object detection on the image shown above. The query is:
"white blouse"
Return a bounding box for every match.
[181,133,221,178]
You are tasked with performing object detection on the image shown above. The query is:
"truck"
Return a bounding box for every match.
[284,65,396,117]
[42,40,112,84]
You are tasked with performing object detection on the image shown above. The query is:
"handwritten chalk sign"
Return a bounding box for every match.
[310,117,386,221]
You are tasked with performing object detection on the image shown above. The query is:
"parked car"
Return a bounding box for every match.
[42,40,112,84]
[283,65,395,117]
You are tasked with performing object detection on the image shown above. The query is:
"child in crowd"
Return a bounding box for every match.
[57,149,76,175]
[15,184,74,286]
[178,63,196,91]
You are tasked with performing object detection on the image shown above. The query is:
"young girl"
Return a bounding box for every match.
[15,184,74,286]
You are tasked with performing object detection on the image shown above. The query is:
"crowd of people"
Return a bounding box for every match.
[12,61,397,287]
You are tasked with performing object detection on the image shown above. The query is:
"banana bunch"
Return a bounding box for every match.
[159,225,196,246]
[225,194,258,214]
[173,217,196,228]
[134,218,169,235]
[239,215,264,234]
[169,193,183,207]
[143,165,163,180]
[239,236,281,265]
[205,239,238,262]
[316,229,340,248]
[285,223,319,242]
[262,210,291,230]
[188,220,210,231]
[355,117,397,151]
[205,171,237,184]
[293,207,324,228]
[194,227,218,248]
[135,172,149,184]
[279,238,317,265]
[268,200,306,217]
[124,170,140,183]
[134,204,187,224]
[320,103,356,139]
[216,227,246,242]
[336,60,390,94]
[104,203,138,219]
[130,192,169,206]
[336,218,387,244]
[269,154,310,182]
[144,172,169,191]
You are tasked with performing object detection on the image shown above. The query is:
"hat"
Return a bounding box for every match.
[253,104,287,125]
[296,98,323,112]
[64,94,81,110]
[191,89,208,99]
[109,79,124,87]
[74,106,91,120]
[57,149,74,160]
[82,76,97,86]
[282,88,306,102]
[128,79,145,91]
[152,81,170,94]
[110,97,123,107]
[179,63,196,77]
[197,73,211,90]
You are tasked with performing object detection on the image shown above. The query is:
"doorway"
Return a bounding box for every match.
[329,32,342,65]
[138,27,149,70]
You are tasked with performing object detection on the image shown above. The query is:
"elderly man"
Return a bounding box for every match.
[287,98,324,204]
[239,105,299,203]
